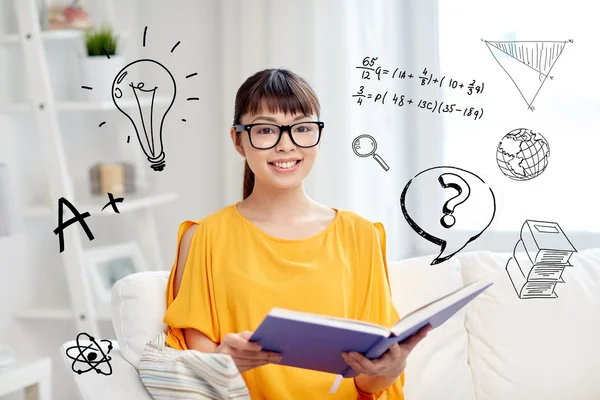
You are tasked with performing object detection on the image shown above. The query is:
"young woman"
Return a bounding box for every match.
[163,68,429,399]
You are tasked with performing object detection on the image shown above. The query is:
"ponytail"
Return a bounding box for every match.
[242,161,255,200]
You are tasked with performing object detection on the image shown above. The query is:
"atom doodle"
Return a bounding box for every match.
[65,332,113,375]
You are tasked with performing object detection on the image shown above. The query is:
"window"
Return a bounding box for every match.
[436,0,600,238]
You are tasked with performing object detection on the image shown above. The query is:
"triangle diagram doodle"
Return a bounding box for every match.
[484,40,567,110]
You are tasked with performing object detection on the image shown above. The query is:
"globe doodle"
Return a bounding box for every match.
[496,128,550,181]
[65,331,113,375]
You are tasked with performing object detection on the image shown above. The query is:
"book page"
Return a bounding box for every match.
[391,279,485,330]
[268,308,391,336]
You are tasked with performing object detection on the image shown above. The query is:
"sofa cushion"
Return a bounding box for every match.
[458,248,600,400]
[388,256,476,400]
[111,271,170,370]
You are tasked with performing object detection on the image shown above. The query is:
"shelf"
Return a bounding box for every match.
[0,96,173,113]
[22,191,179,218]
[13,306,112,321]
[0,29,129,45]
[0,29,83,45]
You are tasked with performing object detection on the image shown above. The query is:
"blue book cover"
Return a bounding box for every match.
[250,279,493,378]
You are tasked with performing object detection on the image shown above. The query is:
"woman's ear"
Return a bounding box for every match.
[319,127,324,148]
[230,127,246,157]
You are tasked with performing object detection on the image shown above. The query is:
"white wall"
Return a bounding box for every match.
[0,1,226,398]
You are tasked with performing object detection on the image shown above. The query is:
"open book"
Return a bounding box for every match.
[249,279,493,378]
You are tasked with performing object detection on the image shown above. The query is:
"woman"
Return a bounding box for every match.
[163,68,429,399]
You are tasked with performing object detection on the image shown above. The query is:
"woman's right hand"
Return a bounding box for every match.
[214,330,282,373]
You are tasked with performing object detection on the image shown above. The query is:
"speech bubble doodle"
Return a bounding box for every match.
[400,166,496,265]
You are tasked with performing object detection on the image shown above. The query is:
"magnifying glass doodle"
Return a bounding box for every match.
[352,134,390,171]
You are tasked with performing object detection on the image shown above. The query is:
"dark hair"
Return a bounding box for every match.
[233,69,321,200]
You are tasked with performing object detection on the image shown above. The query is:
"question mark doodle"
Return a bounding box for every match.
[400,166,496,265]
[438,173,471,228]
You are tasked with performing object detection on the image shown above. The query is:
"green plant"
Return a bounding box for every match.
[84,25,119,56]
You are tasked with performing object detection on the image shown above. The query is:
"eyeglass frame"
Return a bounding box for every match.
[233,121,325,150]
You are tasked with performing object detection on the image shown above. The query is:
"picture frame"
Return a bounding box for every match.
[84,241,149,305]
[39,0,93,31]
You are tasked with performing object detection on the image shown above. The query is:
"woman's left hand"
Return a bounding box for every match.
[341,324,431,378]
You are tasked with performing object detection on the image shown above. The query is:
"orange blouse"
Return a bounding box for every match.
[163,204,404,399]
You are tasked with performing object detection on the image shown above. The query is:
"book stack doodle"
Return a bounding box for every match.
[506,220,577,299]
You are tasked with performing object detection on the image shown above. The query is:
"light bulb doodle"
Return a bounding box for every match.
[400,166,496,265]
[80,26,200,171]
[65,331,113,375]
[112,59,175,171]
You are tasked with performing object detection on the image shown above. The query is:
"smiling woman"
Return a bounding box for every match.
[159,68,428,399]
[230,69,324,200]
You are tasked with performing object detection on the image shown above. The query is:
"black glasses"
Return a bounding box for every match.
[234,121,324,150]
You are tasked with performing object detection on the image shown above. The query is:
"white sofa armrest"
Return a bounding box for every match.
[59,340,153,400]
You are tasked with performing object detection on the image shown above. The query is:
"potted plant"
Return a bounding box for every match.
[79,25,124,101]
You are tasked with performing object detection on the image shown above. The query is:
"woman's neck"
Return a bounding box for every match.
[242,182,315,221]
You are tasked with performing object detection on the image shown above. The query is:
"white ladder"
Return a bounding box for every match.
[14,0,100,336]
[3,0,174,338]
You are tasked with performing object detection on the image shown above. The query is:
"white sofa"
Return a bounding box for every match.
[60,248,600,399]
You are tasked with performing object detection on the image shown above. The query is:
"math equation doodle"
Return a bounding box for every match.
[357,57,485,95]
[483,39,573,111]
[352,86,484,121]
[354,57,485,120]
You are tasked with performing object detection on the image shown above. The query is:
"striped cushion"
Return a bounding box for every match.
[139,332,250,399]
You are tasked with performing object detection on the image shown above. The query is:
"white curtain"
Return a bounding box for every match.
[217,0,442,261]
